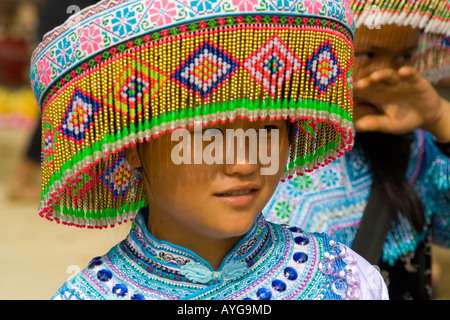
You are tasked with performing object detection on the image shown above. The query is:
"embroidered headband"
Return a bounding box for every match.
[350,0,450,83]
[30,0,355,228]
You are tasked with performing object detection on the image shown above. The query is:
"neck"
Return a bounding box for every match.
[146,213,244,270]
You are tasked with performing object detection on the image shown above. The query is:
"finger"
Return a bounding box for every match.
[354,114,392,133]
[354,78,371,90]
[354,69,401,96]
[353,102,379,122]
[369,69,401,86]
[398,66,423,84]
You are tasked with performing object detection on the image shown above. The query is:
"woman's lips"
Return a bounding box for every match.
[214,188,259,207]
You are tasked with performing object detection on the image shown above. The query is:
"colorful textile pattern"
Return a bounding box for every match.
[263,129,449,297]
[413,33,450,84]
[31,0,355,104]
[52,211,388,300]
[349,0,450,83]
[30,0,356,228]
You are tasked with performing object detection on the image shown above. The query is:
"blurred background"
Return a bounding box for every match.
[0,0,448,299]
[0,0,132,299]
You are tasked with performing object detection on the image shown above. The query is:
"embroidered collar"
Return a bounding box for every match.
[125,209,270,284]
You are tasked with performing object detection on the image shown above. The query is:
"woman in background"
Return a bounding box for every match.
[264,0,450,300]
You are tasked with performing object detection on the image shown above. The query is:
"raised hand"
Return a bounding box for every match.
[354,66,450,142]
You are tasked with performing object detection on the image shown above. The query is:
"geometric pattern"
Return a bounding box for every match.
[42,119,58,167]
[61,89,102,143]
[100,153,136,200]
[115,63,167,105]
[171,40,239,100]
[117,76,150,103]
[306,40,342,96]
[243,35,301,97]
[32,0,358,229]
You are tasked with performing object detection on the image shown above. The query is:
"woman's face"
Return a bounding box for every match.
[354,24,420,81]
[353,24,421,112]
[127,118,289,246]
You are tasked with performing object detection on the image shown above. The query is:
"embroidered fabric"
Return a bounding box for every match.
[264,129,450,266]
[52,211,388,300]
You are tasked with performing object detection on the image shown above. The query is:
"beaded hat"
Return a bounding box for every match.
[350,0,450,83]
[30,0,355,228]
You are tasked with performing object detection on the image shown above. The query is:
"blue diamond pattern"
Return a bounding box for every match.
[172,40,239,100]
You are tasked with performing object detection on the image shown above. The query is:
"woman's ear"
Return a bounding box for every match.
[125,146,142,169]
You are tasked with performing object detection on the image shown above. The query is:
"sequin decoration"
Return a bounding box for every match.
[112,283,128,297]
[284,267,298,280]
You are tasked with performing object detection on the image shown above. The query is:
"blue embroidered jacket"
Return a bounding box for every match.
[52,212,388,300]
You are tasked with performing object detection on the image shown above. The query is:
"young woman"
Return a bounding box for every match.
[264,1,450,300]
[30,0,388,300]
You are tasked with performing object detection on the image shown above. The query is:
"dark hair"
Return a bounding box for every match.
[357,131,425,231]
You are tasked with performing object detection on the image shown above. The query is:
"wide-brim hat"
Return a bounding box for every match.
[30,0,355,228]
[350,0,450,83]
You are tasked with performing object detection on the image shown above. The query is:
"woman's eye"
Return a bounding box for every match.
[355,52,375,60]
[397,53,413,63]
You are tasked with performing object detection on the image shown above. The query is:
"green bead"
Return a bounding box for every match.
[138,121,144,133]
[220,101,228,113]
[150,116,159,128]
[180,108,187,120]
[289,98,296,110]
[172,109,179,122]
[159,112,167,124]
[210,102,217,115]
[194,105,202,117]
[268,99,275,110]
[188,107,194,119]
[295,157,304,167]
[261,99,269,110]
[288,160,295,169]
[229,100,236,111]
[241,98,249,110]
[130,123,136,134]
[123,126,129,138]
[202,104,210,116]
[144,119,150,130]
[116,130,123,141]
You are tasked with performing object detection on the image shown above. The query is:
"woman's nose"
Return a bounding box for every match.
[222,132,260,177]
